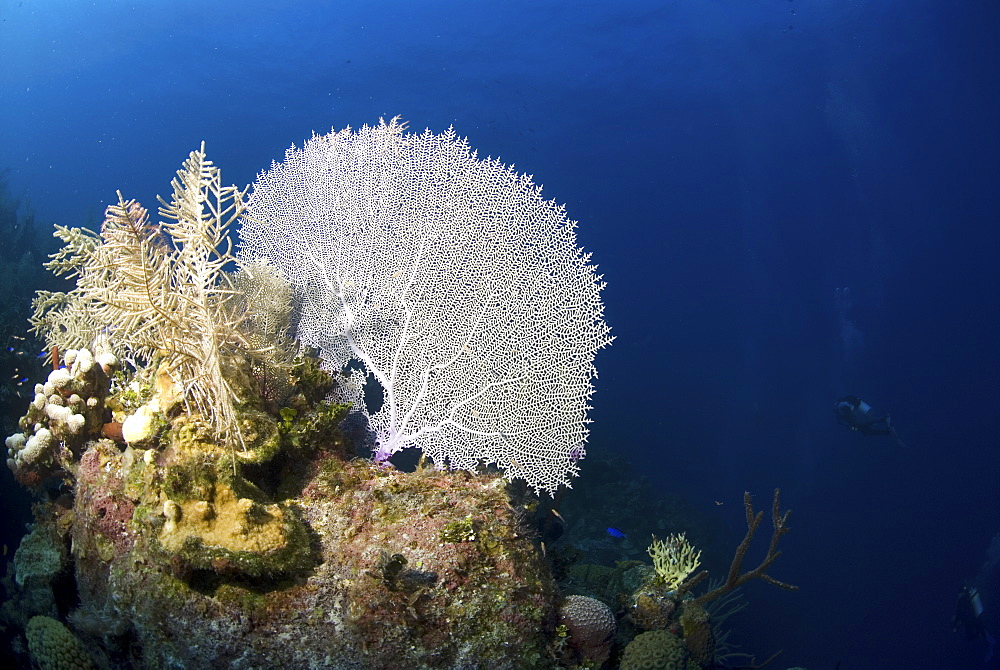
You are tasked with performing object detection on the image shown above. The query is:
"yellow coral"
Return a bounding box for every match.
[158,483,288,555]
[25,616,95,670]
[647,532,702,591]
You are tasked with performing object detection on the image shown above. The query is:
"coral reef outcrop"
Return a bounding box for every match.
[65,449,558,668]
[4,346,560,669]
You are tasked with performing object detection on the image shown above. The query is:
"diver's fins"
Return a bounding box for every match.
[885,414,906,447]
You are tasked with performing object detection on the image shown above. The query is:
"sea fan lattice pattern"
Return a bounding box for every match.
[238,118,612,493]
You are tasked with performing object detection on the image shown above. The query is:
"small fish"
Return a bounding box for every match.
[606,527,627,539]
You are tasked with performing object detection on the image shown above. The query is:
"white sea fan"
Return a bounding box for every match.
[238,118,612,493]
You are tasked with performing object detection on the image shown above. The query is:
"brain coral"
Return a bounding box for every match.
[559,594,617,666]
[620,628,692,670]
[25,616,95,670]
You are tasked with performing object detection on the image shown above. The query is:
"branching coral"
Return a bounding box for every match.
[30,144,261,455]
[647,532,702,592]
[28,226,103,358]
[688,489,799,606]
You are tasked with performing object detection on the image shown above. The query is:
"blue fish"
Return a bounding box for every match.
[606,527,627,539]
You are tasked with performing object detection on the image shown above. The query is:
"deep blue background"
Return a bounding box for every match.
[2,1,998,667]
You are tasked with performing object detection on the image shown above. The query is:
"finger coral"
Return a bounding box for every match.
[648,532,702,592]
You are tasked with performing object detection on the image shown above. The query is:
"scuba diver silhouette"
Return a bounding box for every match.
[955,534,1000,667]
[834,395,905,446]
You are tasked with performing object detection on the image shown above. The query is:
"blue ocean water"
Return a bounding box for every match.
[1,1,998,668]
